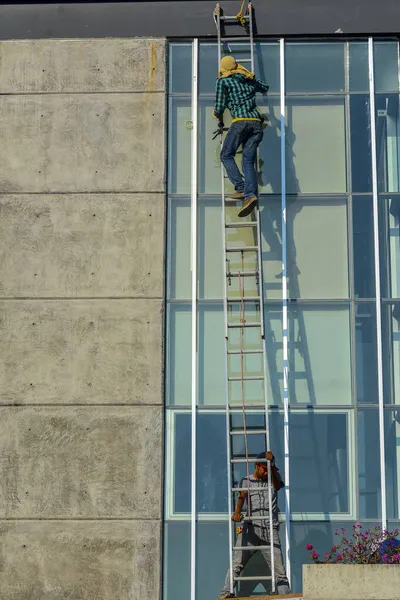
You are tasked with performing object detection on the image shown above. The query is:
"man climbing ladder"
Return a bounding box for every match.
[219,451,291,599]
[213,55,269,218]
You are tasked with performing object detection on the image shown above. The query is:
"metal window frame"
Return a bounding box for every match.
[368,37,387,528]
[190,38,199,600]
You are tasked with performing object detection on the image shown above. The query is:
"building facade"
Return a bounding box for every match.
[0,1,400,600]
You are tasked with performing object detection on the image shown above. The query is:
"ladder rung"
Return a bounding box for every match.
[243,515,272,521]
[239,58,252,62]
[227,322,261,328]
[227,349,263,355]
[226,296,260,302]
[230,429,267,435]
[234,545,271,551]
[222,36,251,41]
[226,221,257,228]
[221,15,250,21]
[231,457,269,463]
[229,403,265,409]
[226,246,258,252]
[234,576,272,581]
[228,270,258,277]
[228,376,264,381]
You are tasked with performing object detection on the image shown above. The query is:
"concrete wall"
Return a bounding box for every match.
[0,39,166,600]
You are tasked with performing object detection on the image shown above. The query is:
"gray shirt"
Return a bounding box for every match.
[240,473,283,530]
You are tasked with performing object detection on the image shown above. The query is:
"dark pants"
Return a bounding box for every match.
[220,120,263,200]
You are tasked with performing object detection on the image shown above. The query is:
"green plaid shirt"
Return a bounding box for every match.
[214,73,269,121]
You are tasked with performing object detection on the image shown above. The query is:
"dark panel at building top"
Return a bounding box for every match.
[0,0,399,39]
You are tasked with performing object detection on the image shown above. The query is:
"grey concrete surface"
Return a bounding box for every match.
[303,564,400,599]
[0,299,163,405]
[0,39,166,94]
[0,93,165,193]
[0,519,161,600]
[0,406,162,518]
[0,193,165,298]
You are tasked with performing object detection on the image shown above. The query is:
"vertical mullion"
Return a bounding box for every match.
[280,37,291,584]
[190,38,199,600]
[368,37,387,528]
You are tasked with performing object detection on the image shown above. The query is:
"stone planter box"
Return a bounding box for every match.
[303,564,400,600]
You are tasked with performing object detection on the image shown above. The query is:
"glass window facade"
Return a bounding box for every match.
[165,39,400,598]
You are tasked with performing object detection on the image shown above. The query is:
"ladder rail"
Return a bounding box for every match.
[216,1,276,595]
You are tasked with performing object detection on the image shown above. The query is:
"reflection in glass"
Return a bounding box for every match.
[382,302,400,405]
[169,43,192,94]
[285,43,345,93]
[374,41,399,93]
[198,304,225,405]
[376,95,400,193]
[287,198,349,299]
[353,196,375,298]
[358,410,381,519]
[290,412,350,514]
[355,303,378,405]
[286,97,346,193]
[288,306,352,405]
[349,42,369,93]
[350,95,372,193]
[166,304,191,406]
[385,409,400,519]
[380,197,400,298]
[168,97,191,194]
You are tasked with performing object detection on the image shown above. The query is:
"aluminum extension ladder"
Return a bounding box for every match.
[214,2,276,596]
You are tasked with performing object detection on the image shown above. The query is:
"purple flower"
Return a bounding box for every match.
[306,544,313,551]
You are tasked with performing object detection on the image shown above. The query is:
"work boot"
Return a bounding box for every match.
[218,594,234,599]
[238,195,257,218]
[228,191,245,200]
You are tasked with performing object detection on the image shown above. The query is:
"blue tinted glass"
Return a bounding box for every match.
[350,95,372,192]
[163,522,190,600]
[376,94,400,194]
[169,43,192,94]
[374,41,399,93]
[349,42,369,92]
[290,412,350,513]
[353,196,375,298]
[379,197,400,298]
[381,302,400,405]
[358,410,381,519]
[199,44,218,95]
[355,303,378,405]
[286,42,345,93]
[385,409,400,519]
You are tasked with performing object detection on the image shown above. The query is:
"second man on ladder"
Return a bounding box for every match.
[213,55,269,218]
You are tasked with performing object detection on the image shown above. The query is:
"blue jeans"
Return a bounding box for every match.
[220,120,263,200]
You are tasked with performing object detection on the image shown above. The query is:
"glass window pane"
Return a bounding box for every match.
[285,43,345,93]
[374,41,399,93]
[376,94,400,193]
[163,521,190,600]
[169,43,192,95]
[353,196,375,298]
[168,98,191,194]
[290,411,351,514]
[199,43,218,95]
[286,98,346,193]
[198,200,223,299]
[385,409,400,519]
[166,304,191,406]
[257,100,282,195]
[287,197,349,299]
[198,304,225,405]
[382,302,400,405]
[199,98,224,194]
[358,409,381,519]
[255,42,280,95]
[355,303,379,405]
[349,42,369,93]
[168,198,190,300]
[291,522,352,594]
[380,196,400,298]
[350,95,372,193]
[260,197,283,300]
[288,306,352,405]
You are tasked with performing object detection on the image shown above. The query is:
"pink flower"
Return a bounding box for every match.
[311,550,318,560]
[306,544,313,551]
[336,554,343,562]
[331,546,338,552]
